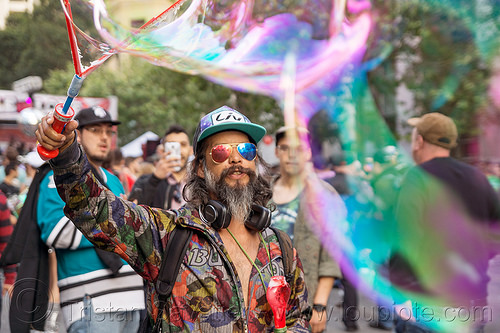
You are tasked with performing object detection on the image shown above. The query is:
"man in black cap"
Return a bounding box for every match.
[35,105,311,332]
[35,106,145,333]
[74,106,121,170]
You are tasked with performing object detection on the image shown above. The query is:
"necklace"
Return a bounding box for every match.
[226,229,275,289]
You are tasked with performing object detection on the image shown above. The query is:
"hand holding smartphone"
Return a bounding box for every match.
[165,142,181,172]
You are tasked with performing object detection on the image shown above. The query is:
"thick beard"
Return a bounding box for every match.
[204,165,256,224]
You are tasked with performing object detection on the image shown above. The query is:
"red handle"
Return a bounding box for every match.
[266,276,291,330]
[37,103,75,161]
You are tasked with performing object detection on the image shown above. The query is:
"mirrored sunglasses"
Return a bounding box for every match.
[210,143,257,164]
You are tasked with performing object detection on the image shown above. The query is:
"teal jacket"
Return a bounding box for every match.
[37,166,145,329]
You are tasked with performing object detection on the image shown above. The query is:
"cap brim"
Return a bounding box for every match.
[77,120,121,128]
[198,122,266,145]
[407,117,421,127]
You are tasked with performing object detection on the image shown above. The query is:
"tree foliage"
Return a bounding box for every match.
[0,13,32,88]
[367,0,493,141]
[0,0,95,89]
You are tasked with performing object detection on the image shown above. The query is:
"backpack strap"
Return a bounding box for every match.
[269,226,294,284]
[149,226,192,333]
[156,226,193,298]
[145,225,292,332]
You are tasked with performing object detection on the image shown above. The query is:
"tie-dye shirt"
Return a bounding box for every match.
[50,142,311,332]
[271,195,300,244]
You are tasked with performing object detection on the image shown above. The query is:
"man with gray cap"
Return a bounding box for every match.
[36,106,145,333]
[35,105,311,332]
[391,113,500,333]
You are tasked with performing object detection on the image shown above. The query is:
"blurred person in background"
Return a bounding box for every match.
[0,163,21,221]
[105,148,135,196]
[0,163,19,199]
[392,113,500,333]
[271,126,344,332]
[130,125,192,209]
[0,189,17,329]
[137,159,155,177]
[0,146,26,187]
[124,155,143,179]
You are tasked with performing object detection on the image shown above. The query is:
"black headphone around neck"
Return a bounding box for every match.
[199,200,271,231]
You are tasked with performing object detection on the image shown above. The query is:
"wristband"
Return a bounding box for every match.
[312,304,327,312]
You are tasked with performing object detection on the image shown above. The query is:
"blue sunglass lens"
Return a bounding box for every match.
[237,143,257,161]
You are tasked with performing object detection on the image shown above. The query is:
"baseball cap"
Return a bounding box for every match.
[407,113,458,149]
[75,106,121,129]
[192,106,266,154]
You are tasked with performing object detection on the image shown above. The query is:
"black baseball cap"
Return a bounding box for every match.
[192,106,266,155]
[75,106,121,129]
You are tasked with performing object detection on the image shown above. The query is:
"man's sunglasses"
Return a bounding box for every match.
[210,143,258,164]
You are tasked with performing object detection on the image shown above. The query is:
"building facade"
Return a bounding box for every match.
[0,0,39,29]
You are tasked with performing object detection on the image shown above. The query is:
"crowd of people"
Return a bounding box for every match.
[0,105,498,333]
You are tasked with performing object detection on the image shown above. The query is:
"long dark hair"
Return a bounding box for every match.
[182,139,273,208]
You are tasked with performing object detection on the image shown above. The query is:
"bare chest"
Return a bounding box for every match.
[220,234,260,307]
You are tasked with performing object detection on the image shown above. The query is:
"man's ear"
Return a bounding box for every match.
[76,129,82,144]
[416,134,425,149]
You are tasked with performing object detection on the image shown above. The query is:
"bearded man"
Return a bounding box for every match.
[36,105,311,332]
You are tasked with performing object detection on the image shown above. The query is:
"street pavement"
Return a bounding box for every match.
[325,287,389,333]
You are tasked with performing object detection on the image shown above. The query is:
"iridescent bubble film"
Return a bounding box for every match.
[62,0,500,331]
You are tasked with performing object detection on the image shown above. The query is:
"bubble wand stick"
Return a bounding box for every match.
[37,0,191,160]
[37,0,84,160]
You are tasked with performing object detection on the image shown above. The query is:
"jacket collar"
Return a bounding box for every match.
[174,206,221,239]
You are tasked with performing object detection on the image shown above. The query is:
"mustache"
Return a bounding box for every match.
[219,165,257,180]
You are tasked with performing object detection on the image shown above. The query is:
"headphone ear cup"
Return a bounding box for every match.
[202,200,231,230]
[245,205,271,231]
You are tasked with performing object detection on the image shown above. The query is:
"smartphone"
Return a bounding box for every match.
[165,141,181,172]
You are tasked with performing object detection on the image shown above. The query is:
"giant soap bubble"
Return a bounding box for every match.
[62,0,500,331]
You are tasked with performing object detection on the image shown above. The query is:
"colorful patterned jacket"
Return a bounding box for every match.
[50,142,311,332]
